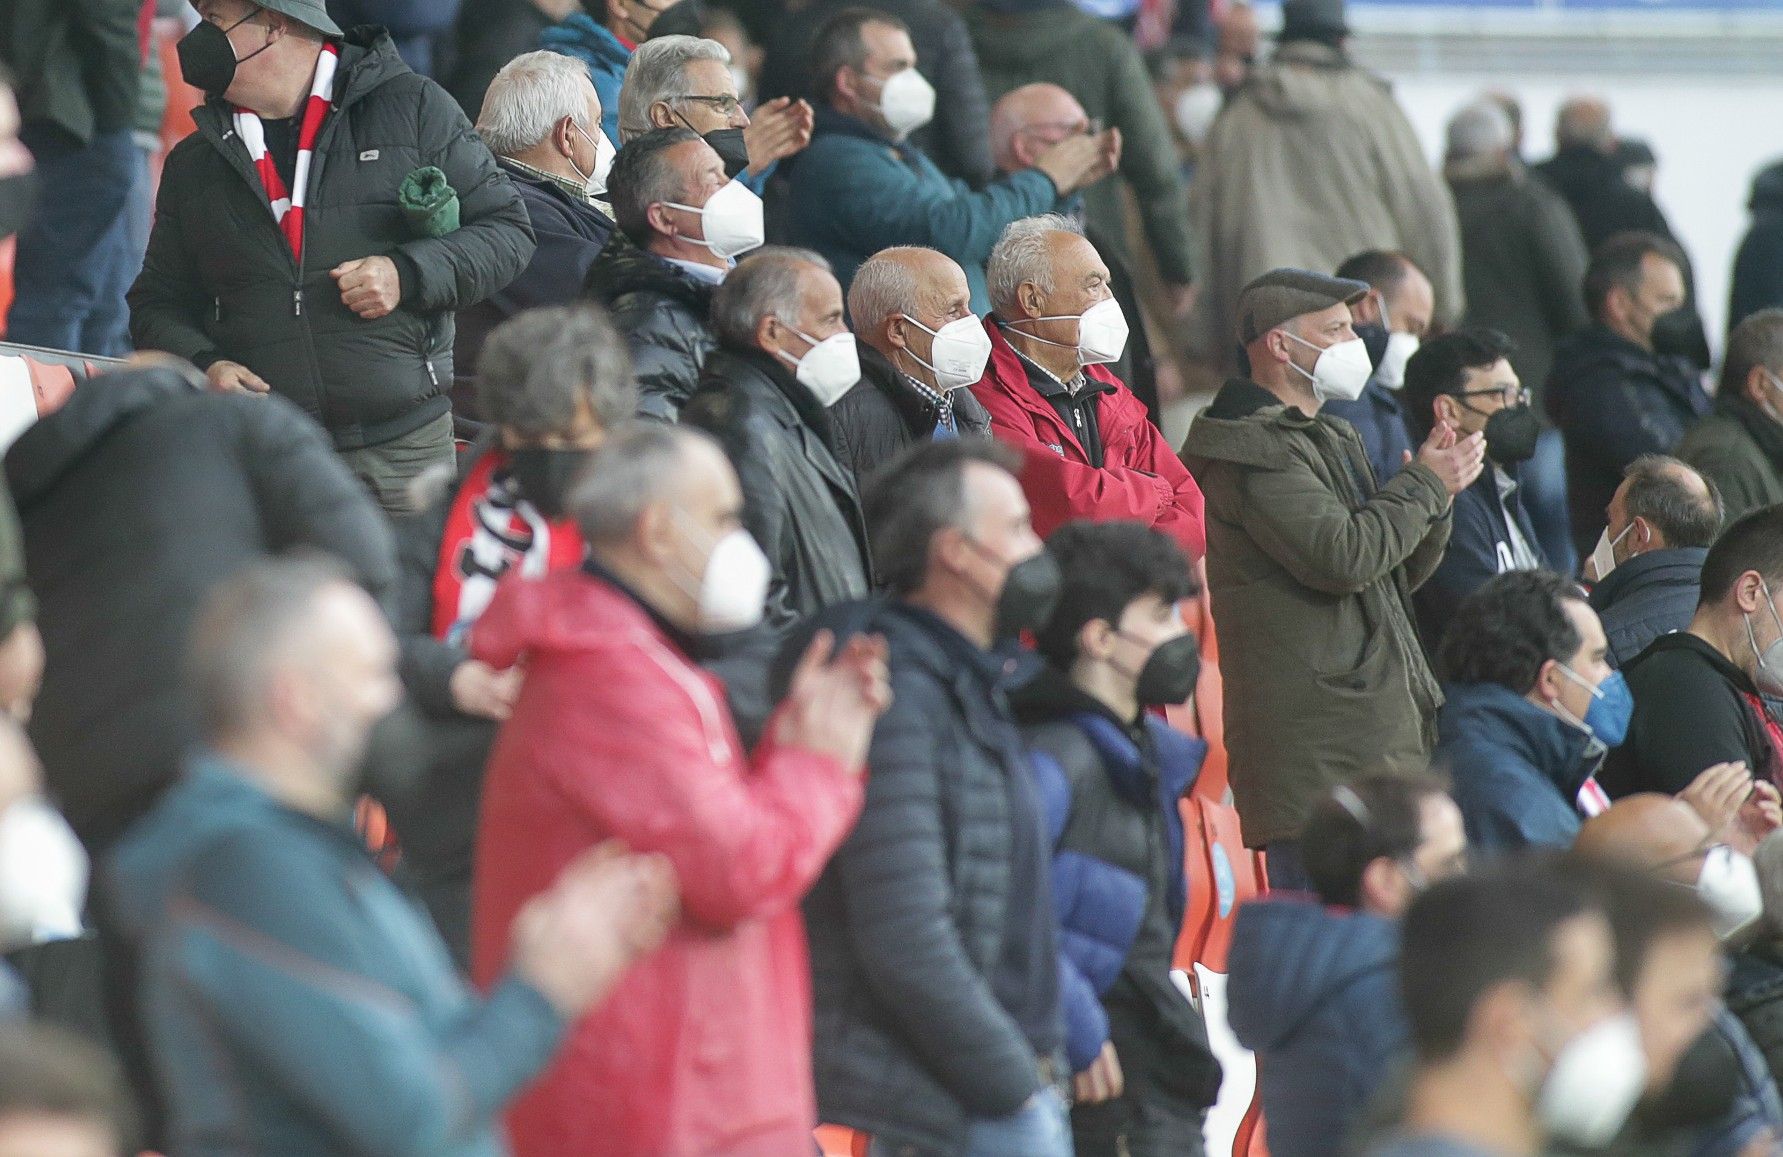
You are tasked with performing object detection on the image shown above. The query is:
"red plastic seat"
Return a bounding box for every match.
[814,1124,870,1156]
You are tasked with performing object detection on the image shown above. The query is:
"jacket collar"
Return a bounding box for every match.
[195,28,402,135]
[1441,681,1600,797]
[979,316,1125,460]
[1631,630,1760,696]
[859,342,947,438]
[538,14,632,67]
[812,104,908,154]
[1589,547,1709,611]
[584,229,716,312]
[1720,390,1783,466]
[702,348,860,507]
[579,558,705,659]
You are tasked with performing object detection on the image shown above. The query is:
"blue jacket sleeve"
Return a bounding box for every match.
[163,829,565,1157]
[1415,484,1502,633]
[1059,953,1110,1073]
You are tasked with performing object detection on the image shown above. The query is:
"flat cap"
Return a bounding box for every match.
[1236,268,1371,345]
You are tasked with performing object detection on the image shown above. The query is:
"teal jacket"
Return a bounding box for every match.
[110,757,565,1157]
[786,109,1061,313]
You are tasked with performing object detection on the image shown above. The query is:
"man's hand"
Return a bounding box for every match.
[773,629,892,771]
[511,842,679,1018]
[1415,420,1486,497]
[450,660,523,722]
[1073,1042,1124,1105]
[1034,128,1121,197]
[0,622,43,725]
[207,359,272,395]
[1679,761,1754,841]
[1737,781,1783,856]
[744,97,814,177]
[331,256,402,320]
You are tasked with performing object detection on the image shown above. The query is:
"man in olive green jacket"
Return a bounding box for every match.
[1677,308,1783,526]
[1182,269,1482,887]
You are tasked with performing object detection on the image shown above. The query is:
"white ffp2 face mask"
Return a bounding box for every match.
[1697,843,1764,941]
[900,314,992,391]
[1173,82,1222,146]
[1588,522,1634,582]
[0,797,87,951]
[877,67,935,137]
[1377,331,1420,390]
[695,527,771,634]
[1010,298,1130,367]
[1286,331,1374,402]
[778,327,861,407]
[1535,1012,1648,1149]
[663,179,765,259]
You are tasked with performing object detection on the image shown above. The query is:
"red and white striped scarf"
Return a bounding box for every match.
[233,43,339,256]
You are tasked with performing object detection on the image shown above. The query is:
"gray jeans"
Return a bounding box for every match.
[337,412,456,515]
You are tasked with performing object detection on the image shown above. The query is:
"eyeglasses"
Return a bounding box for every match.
[673,93,745,117]
[1457,384,1531,409]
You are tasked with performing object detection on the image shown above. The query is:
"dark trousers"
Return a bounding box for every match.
[7,125,137,356]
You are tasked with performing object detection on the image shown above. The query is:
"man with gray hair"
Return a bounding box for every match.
[111,556,678,1156]
[456,51,618,376]
[682,247,871,630]
[585,126,756,420]
[391,303,635,961]
[617,34,812,187]
[1680,308,1783,527]
[1586,454,1722,668]
[1444,95,1589,409]
[971,214,1204,558]
[829,245,994,485]
[471,420,888,1157]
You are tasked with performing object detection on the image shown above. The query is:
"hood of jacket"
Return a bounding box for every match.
[1437,681,1597,797]
[539,13,632,71]
[583,229,716,314]
[107,758,339,939]
[1180,377,1322,472]
[1236,41,1379,122]
[1589,547,1709,615]
[6,365,204,510]
[1227,899,1398,1051]
[1751,160,1783,214]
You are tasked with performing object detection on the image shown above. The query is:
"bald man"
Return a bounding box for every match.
[1213,4,1259,97]
[832,247,994,486]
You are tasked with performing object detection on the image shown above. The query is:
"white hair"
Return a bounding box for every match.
[848,247,936,339]
[476,50,600,158]
[1446,98,1513,161]
[617,36,732,143]
[987,213,1083,318]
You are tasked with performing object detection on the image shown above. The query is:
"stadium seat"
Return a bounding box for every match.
[814,1124,870,1156]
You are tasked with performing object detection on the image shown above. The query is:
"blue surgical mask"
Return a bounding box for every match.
[1558,664,1634,748]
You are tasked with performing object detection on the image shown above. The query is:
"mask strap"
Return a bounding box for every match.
[894,317,948,385]
[998,317,1081,353]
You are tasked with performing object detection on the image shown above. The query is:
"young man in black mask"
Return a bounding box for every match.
[390,303,635,962]
[1013,519,1222,1157]
[1402,327,1549,653]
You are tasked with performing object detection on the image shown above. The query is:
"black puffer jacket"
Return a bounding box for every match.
[583,230,718,422]
[681,347,871,629]
[804,600,1049,1156]
[829,343,993,488]
[1731,160,1783,331]
[128,29,534,450]
[4,366,395,850]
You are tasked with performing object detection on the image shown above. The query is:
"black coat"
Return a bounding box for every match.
[4,367,395,850]
[804,601,1050,1155]
[1447,163,1590,400]
[583,231,718,422]
[128,30,535,450]
[1731,160,1783,332]
[1602,632,1781,800]
[1588,547,1707,670]
[681,347,872,629]
[760,0,995,189]
[443,0,551,120]
[454,161,615,383]
[1546,324,1710,559]
[829,343,993,488]
[1414,466,1545,654]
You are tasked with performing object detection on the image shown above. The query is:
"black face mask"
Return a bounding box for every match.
[0,170,38,242]
[1634,1022,1741,1132]
[1354,321,1390,375]
[703,128,751,180]
[985,548,1060,641]
[507,447,590,519]
[1132,633,1202,707]
[1481,403,1541,464]
[177,11,274,99]
[645,0,705,38]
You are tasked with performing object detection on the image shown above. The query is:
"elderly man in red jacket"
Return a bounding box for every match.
[971,213,1205,558]
[469,421,890,1157]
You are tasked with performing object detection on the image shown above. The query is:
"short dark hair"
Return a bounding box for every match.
[810,7,909,102]
[1302,773,1452,909]
[1438,569,1587,694]
[1034,521,1197,669]
[1584,230,1686,324]
[1560,856,1714,997]
[0,1023,135,1151]
[1401,327,1519,442]
[476,304,636,438]
[863,438,1021,595]
[1334,250,1412,294]
[607,126,702,246]
[1400,858,1598,1061]
[1721,307,1783,398]
[1699,504,1783,607]
[1622,454,1722,550]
